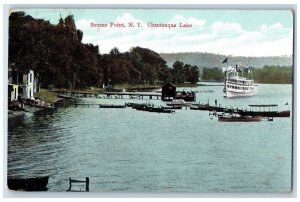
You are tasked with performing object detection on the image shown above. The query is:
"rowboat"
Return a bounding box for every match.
[7,176,49,191]
[218,115,261,122]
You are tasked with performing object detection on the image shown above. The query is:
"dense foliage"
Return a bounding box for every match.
[253,65,292,84]
[9,12,200,89]
[201,67,224,82]
[200,66,292,83]
[9,12,102,89]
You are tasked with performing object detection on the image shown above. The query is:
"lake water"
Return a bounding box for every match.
[7,84,293,193]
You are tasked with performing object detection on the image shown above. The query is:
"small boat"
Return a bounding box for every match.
[134,105,150,111]
[174,91,196,101]
[126,103,147,108]
[189,104,209,110]
[189,104,239,114]
[57,94,76,99]
[99,104,126,108]
[166,99,189,107]
[134,105,174,113]
[7,176,49,191]
[161,106,182,110]
[148,107,175,113]
[218,115,261,122]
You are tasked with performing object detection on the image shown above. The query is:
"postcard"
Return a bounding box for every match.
[6,8,294,193]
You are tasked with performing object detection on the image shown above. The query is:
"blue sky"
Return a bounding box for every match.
[15,9,294,56]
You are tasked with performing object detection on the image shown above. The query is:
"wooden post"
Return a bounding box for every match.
[86,177,89,192]
[68,177,72,191]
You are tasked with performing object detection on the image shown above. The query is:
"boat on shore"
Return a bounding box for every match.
[218,115,262,122]
[7,176,49,191]
[223,65,256,98]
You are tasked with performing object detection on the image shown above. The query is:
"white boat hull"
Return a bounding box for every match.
[224,88,256,98]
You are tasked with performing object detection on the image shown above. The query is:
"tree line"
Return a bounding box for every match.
[200,66,292,84]
[9,12,199,90]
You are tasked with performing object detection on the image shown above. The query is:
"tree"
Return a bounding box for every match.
[172,61,184,84]
[9,12,103,89]
[201,67,223,81]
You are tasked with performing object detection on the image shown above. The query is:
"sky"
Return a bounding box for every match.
[16,8,294,57]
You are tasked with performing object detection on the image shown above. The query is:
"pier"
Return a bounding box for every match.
[190,103,290,118]
[75,103,126,108]
[58,91,162,100]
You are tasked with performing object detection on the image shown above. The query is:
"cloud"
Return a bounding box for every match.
[170,14,206,27]
[75,13,293,57]
[76,18,96,33]
[211,21,244,38]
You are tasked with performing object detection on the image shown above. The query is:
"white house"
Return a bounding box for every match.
[19,70,34,99]
[8,68,36,102]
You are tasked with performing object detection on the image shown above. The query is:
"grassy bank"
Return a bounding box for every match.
[34,89,58,103]
[114,83,200,89]
[36,83,201,102]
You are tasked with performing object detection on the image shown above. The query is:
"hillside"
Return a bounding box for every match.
[160,52,293,69]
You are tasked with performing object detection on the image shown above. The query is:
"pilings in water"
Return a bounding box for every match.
[67,177,89,192]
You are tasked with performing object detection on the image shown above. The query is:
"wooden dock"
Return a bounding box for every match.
[59,91,162,100]
[75,103,126,108]
[190,103,290,118]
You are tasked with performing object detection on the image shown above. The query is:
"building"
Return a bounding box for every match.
[161,82,176,101]
[161,81,196,102]
[8,84,18,103]
[8,68,39,102]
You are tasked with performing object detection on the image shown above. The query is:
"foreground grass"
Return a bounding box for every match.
[34,89,58,103]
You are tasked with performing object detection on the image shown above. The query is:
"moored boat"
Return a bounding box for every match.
[148,107,175,113]
[189,104,209,110]
[218,115,261,122]
[174,91,196,101]
[166,99,189,107]
[99,104,126,108]
[161,106,182,110]
[7,176,49,191]
[126,102,147,108]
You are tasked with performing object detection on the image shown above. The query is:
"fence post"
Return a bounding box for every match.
[86,177,89,192]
